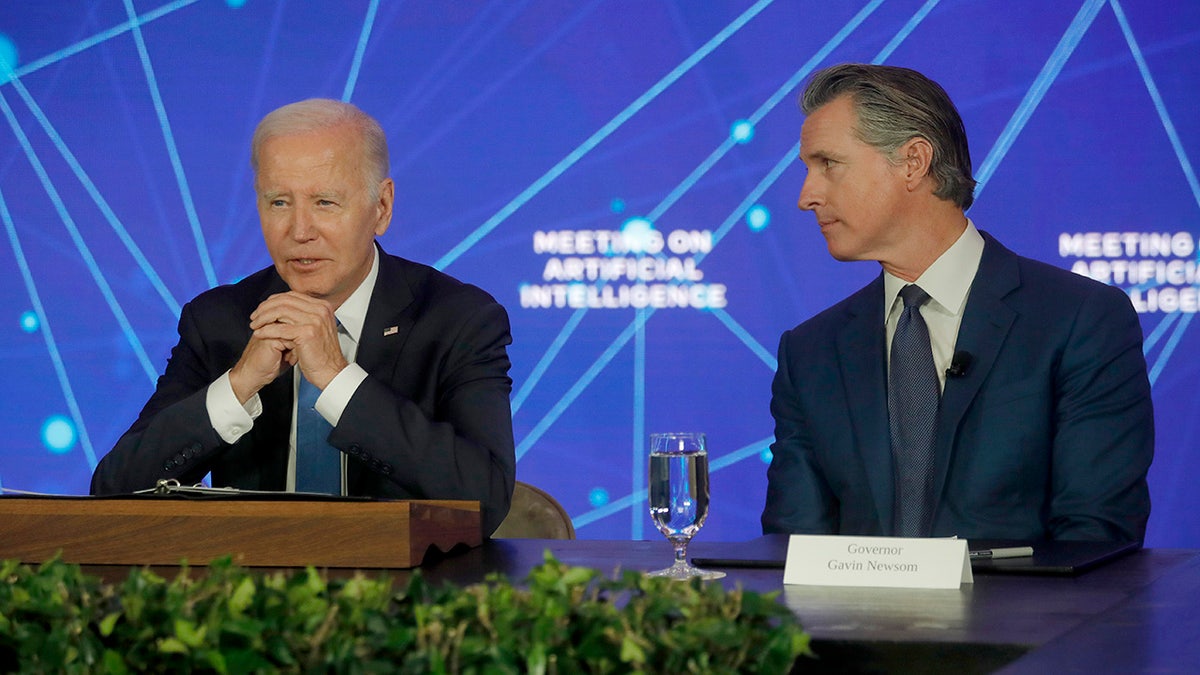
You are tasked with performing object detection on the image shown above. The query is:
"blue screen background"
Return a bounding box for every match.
[1,0,1197,545]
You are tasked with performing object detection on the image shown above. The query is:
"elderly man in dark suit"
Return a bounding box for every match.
[92,99,515,535]
[762,64,1153,542]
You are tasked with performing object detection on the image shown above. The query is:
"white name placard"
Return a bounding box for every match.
[783,535,973,589]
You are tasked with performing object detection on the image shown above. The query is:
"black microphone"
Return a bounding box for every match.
[946,351,972,378]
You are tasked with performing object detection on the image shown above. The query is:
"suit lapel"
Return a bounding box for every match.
[836,277,893,533]
[345,248,417,490]
[930,233,1019,514]
[355,247,416,384]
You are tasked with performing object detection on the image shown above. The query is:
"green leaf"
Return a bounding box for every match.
[619,633,647,665]
[173,619,208,648]
[102,648,130,674]
[98,612,120,637]
[156,637,189,655]
[229,576,255,615]
[201,648,229,674]
[525,642,547,675]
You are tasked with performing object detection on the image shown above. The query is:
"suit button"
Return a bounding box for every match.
[164,460,176,471]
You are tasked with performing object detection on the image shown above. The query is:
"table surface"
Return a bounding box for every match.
[407,536,1200,674]
[80,535,1200,674]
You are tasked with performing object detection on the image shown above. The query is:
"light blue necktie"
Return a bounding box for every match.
[888,285,940,537]
[295,373,342,494]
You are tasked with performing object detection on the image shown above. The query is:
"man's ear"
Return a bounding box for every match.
[900,137,934,189]
[374,177,395,237]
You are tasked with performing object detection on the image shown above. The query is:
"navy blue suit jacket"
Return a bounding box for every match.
[761,232,1153,542]
[91,245,516,534]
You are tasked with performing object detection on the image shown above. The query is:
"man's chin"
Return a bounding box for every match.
[280,277,330,299]
[824,243,858,262]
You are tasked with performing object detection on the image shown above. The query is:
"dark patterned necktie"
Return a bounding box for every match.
[888,285,939,537]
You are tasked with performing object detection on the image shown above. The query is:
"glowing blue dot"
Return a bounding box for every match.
[42,416,76,454]
[0,34,17,82]
[759,448,773,464]
[610,198,626,214]
[225,0,249,8]
[588,487,610,507]
[20,311,39,333]
[620,216,656,253]
[730,119,754,144]
[746,205,771,232]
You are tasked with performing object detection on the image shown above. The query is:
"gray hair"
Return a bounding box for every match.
[250,98,390,198]
[801,64,976,210]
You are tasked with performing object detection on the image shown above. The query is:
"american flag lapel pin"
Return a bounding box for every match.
[383,326,398,336]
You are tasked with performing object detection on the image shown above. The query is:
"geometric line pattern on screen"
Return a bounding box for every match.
[507,0,892,450]
[0,186,98,469]
[432,0,777,272]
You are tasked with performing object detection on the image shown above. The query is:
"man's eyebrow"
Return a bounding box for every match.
[799,148,837,164]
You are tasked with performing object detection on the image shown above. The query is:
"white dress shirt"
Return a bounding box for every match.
[884,220,985,392]
[205,248,379,493]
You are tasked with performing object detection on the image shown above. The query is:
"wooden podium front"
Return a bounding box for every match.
[0,496,481,569]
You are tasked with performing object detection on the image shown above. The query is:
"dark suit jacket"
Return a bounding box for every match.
[761,232,1153,542]
[91,245,516,535]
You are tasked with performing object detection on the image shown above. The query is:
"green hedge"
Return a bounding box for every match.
[0,552,811,674]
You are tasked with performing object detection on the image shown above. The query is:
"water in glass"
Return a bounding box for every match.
[645,432,725,580]
[648,450,710,540]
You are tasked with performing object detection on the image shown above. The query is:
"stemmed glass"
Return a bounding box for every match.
[646,432,725,580]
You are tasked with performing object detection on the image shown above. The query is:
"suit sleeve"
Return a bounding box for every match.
[331,298,516,536]
[90,302,233,494]
[761,332,839,534]
[1048,284,1154,543]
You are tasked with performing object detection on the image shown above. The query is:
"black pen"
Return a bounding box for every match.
[969,546,1034,560]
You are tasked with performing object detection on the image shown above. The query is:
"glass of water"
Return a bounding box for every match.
[646,432,725,580]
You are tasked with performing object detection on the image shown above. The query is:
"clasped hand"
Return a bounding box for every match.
[229,292,347,404]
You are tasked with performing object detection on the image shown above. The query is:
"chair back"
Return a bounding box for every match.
[492,481,575,539]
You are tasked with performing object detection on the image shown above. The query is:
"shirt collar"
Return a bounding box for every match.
[333,246,379,343]
[884,219,984,317]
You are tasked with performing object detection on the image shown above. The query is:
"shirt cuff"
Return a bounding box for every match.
[316,363,368,427]
[207,370,261,444]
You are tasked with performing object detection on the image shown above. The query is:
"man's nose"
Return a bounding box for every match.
[797,175,821,211]
[289,210,317,241]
